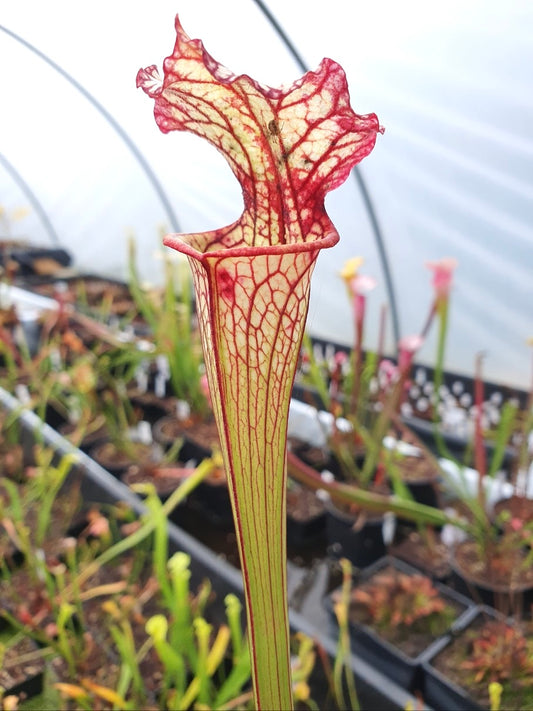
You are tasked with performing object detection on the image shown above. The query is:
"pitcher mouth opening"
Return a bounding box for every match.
[163,229,339,263]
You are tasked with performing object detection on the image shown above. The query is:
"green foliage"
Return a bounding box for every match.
[0,447,255,710]
[128,238,208,417]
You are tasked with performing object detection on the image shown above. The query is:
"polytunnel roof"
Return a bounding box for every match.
[1,0,532,389]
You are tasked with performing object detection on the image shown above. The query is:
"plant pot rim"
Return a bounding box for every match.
[451,538,533,594]
[323,494,387,523]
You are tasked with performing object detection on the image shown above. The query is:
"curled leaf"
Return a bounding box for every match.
[137,15,383,252]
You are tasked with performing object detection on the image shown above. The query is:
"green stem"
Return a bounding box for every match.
[431,299,457,462]
[287,449,471,533]
[167,552,196,665]
[226,438,291,710]
[333,558,359,711]
[66,457,216,595]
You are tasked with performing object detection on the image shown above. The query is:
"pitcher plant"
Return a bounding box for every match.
[137,15,382,709]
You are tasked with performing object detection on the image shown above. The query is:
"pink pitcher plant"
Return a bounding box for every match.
[138,16,382,709]
[289,259,460,529]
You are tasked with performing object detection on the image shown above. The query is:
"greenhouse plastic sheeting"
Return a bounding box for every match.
[1,0,531,389]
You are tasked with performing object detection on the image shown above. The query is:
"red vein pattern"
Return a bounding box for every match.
[138,15,381,710]
[137,15,382,251]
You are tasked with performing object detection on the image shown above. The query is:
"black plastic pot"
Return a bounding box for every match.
[450,539,533,615]
[325,498,388,568]
[9,247,72,276]
[152,414,213,463]
[152,414,234,524]
[405,477,440,509]
[127,389,173,425]
[88,439,161,480]
[58,421,110,453]
[188,472,233,527]
[326,556,475,693]
[420,605,532,711]
[286,483,327,549]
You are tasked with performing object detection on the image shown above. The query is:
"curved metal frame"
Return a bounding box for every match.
[0,24,182,237]
[0,151,60,245]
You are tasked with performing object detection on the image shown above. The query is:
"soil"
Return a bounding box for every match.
[0,478,83,563]
[453,539,533,591]
[58,420,110,450]
[390,454,440,484]
[0,635,45,698]
[288,439,331,470]
[287,483,326,523]
[288,437,368,481]
[0,441,24,478]
[122,463,193,499]
[389,531,452,581]
[493,494,533,526]
[153,414,221,454]
[126,388,177,423]
[178,417,221,452]
[89,440,159,475]
[452,538,533,616]
[123,460,228,502]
